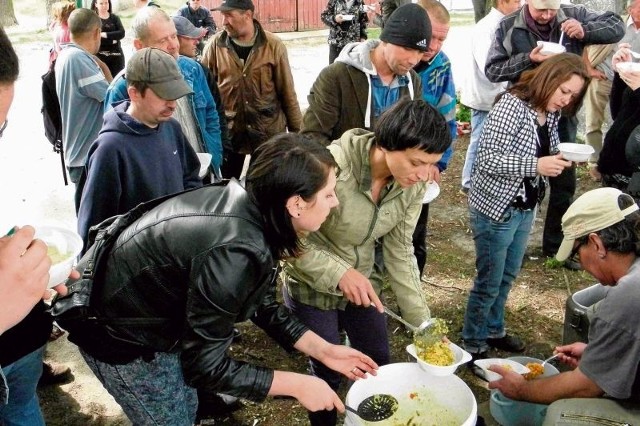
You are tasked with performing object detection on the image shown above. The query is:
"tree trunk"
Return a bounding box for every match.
[0,0,18,27]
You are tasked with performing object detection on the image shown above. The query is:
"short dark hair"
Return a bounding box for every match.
[374,98,451,154]
[598,193,640,256]
[0,26,19,84]
[246,133,337,260]
[69,8,101,37]
[127,80,150,96]
[506,53,590,117]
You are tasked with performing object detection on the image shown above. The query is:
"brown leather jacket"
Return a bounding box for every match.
[201,21,302,155]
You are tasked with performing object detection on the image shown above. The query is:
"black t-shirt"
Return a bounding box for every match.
[230,39,254,63]
[513,122,550,210]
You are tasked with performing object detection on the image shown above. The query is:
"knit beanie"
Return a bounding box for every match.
[380,4,431,52]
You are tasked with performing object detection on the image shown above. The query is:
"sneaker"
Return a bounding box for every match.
[467,350,488,379]
[459,186,469,196]
[487,334,525,352]
[589,165,602,182]
[196,393,243,420]
[38,361,72,386]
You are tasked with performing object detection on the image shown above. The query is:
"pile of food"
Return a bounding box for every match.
[413,319,454,366]
[47,246,71,264]
[523,363,545,380]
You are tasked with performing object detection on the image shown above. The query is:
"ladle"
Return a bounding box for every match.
[374,303,434,334]
[346,394,399,422]
[558,31,565,46]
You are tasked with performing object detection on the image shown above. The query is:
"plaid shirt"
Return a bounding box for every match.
[469,93,559,221]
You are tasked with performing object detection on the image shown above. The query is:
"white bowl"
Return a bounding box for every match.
[345,362,477,426]
[341,14,355,20]
[422,181,440,203]
[558,142,595,163]
[489,357,560,426]
[196,153,212,179]
[473,358,530,382]
[35,225,83,288]
[406,342,472,376]
[616,61,640,73]
[536,41,565,55]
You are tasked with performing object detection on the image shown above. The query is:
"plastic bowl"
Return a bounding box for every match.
[489,356,560,426]
[341,14,355,20]
[616,61,640,73]
[196,153,212,179]
[406,341,472,376]
[345,362,477,426]
[35,225,83,288]
[422,181,440,203]
[473,358,530,382]
[536,41,566,55]
[558,142,595,163]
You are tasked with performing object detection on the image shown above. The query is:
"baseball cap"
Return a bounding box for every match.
[556,188,639,261]
[530,0,561,9]
[126,48,193,101]
[212,0,255,12]
[172,16,207,39]
[380,4,431,53]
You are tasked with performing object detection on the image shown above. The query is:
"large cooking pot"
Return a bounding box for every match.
[489,356,560,426]
[344,362,477,425]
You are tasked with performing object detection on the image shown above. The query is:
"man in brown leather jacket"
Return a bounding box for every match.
[201,0,302,178]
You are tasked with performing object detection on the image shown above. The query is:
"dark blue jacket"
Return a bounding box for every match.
[77,101,202,246]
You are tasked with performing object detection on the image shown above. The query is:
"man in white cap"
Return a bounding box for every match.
[77,48,202,247]
[485,0,625,271]
[489,187,640,425]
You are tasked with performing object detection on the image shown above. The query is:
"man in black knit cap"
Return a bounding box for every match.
[301,3,431,145]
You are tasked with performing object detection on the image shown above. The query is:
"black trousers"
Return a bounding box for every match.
[329,44,342,65]
[543,115,578,256]
[221,151,246,179]
[412,203,430,275]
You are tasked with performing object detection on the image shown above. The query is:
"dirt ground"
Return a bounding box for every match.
[36,130,600,425]
[2,21,601,426]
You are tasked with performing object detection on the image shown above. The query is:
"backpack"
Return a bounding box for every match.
[41,57,68,185]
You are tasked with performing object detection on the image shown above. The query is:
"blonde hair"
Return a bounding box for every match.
[417,0,450,24]
[52,1,76,25]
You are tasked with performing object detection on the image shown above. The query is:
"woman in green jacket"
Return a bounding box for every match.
[282,99,452,426]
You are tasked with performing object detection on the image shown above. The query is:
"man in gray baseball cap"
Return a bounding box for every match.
[77,47,202,248]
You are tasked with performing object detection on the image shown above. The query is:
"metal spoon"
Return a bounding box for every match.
[374,303,434,333]
[558,31,565,46]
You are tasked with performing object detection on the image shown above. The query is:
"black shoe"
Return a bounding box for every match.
[563,258,583,271]
[232,327,242,342]
[467,351,488,379]
[196,393,243,420]
[487,335,525,352]
[38,362,73,386]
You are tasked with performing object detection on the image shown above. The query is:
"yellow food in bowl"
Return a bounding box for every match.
[524,363,544,380]
[415,340,455,366]
[47,246,71,265]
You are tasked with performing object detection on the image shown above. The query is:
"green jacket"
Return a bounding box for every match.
[282,129,430,326]
[301,40,422,146]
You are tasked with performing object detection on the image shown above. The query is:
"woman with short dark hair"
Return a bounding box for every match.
[282,98,452,426]
[56,134,378,425]
[463,53,590,359]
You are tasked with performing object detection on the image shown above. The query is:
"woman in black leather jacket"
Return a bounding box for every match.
[63,134,378,425]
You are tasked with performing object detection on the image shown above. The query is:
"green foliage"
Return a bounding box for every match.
[544,257,564,269]
[456,100,471,123]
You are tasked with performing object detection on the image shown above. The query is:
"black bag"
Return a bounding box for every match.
[41,57,68,186]
[50,191,183,364]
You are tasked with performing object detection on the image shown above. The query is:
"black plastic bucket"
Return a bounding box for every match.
[562,284,609,345]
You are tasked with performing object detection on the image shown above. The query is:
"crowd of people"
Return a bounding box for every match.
[2,0,640,424]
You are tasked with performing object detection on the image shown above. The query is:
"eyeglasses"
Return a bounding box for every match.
[569,236,588,261]
[0,120,7,139]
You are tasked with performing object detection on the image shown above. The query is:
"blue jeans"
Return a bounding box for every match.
[461,109,489,190]
[463,206,534,353]
[283,290,390,426]
[0,346,45,426]
[81,350,197,425]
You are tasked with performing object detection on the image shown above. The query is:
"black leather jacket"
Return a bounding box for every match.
[91,180,309,401]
